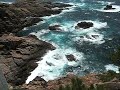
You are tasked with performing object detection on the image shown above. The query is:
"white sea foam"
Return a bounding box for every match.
[30,29,50,38]
[41,3,78,20]
[97,5,120,12]
[73,20,107,34]
[97,1,115,5]
[105,64,119,73]
[73,32,105,44]
[41,14,59,20]
[83,32,105,44]
[0,1,12,4]
[26,48,84,84]
[72,20,107,44]
[23,27,28,31]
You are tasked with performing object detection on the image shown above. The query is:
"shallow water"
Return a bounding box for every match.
[1,0,120,83]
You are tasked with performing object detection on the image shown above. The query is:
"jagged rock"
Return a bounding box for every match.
[0,0,72,35]
[91,35,99,39]
[104,5,115,10]
[49,24,62,31]
[66,54,76,61]
[0,34,55,85]
[75,22,93,29]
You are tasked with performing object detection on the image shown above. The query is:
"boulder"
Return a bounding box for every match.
[66,54,76,61]
[75,22,93,29]
[49,24,62,31]
[104,5,115,10]
[91,35,99,39]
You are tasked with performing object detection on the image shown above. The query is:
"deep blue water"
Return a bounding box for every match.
[1,0,120,83]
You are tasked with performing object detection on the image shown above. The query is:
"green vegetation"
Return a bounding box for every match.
[98,70,120,82]
[58,77,106,90]
[58,77,86,90]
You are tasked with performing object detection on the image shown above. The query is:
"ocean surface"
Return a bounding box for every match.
[0,0,15,4]
[1,0,120,84]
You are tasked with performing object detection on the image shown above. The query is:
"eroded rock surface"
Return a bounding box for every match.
[0,34,55,85]
[104,5,115,10]
[75,22,93,29]
[0,0,72,35]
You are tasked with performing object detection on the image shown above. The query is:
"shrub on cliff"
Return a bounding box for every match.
[58,77,86,90]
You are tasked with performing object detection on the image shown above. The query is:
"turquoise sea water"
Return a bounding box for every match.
[1,0,120,83]
[0,0,15,3]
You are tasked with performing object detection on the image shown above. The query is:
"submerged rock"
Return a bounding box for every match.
[104,5,115,10]
[66,54,76,61]
[75,22,93,29]
[46,61,55,66]
[91,35,99,39]
[49,24,62,31]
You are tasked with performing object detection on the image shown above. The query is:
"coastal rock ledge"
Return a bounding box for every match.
[0,34,55,86]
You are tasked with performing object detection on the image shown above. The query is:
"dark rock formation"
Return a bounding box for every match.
[0,0,73,89]
[0,0,72,89]
[0,0,72,35]
[66,54,76,61]
[0,34,55,85]
[104,5,115,10]
[91,35,99,39]
[75,22,93,29]
[49,24,62,31]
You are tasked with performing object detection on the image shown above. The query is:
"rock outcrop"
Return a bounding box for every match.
[66,54,76,61]
[75,22,93,29]
[0,34,55,85]
[104,5,115,10]
[0,0,72,35]
[0,0,73,89]
[49,24,62,31]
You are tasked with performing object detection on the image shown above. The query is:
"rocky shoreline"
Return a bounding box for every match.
[0,0,71,35]
[0,0,72,89]
[0,0,120,90]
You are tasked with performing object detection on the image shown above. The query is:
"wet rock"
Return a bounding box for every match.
[75,22,93,29]
[66,54,76,61]
[104,5,115,10]
[91,35,99,39]
[46,61,55,66]
[49,24,62,31]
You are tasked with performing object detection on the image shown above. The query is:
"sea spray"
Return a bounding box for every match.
[26,48,84,84]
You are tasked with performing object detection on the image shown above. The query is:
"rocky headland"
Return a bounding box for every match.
[0,0,72,89]
[0,0,71,35]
